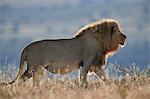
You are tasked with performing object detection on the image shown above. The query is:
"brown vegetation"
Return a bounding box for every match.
[0,71,150,99]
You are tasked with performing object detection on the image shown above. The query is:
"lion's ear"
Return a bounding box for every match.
[101,22,108,34]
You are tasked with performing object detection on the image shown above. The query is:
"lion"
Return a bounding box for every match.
[1,19,126,87]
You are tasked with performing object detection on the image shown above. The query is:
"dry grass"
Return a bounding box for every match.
[0,64,150,99]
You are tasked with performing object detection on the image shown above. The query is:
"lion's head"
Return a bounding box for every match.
[75,19,126,56]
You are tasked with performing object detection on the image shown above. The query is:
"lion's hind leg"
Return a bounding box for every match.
[32,67,44,87]
[20,69,32,82]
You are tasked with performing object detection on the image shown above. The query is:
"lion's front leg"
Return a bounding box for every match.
[79,67,88,88]
[95,66,106,81]
[92,54,106,81]
[79,57,95,88]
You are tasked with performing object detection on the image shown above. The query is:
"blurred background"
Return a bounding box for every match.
[0,0,150,69]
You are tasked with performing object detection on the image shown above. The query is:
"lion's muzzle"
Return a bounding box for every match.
[119,33,126,46]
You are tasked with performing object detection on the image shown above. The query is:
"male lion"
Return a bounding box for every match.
[1,19,126,87]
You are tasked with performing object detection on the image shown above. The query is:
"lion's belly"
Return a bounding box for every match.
[45,64,79,74]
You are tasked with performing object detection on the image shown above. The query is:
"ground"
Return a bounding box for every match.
[0,64,150,99]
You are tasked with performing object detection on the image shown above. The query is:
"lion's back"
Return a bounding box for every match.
[24,38,83,67]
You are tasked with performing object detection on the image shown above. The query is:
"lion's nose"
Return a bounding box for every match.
[123,34,126,39]
[121,34,126,40]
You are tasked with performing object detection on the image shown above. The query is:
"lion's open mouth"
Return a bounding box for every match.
[119,34,126,47]
[119,42,126,48]
[119,42,125,46]
[119,39,126,48]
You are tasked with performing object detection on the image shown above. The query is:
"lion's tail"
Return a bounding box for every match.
[0,48,27,86]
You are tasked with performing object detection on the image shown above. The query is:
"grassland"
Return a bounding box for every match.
[0,64,150,99]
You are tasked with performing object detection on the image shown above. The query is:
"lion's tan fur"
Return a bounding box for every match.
[1,19,126,87]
